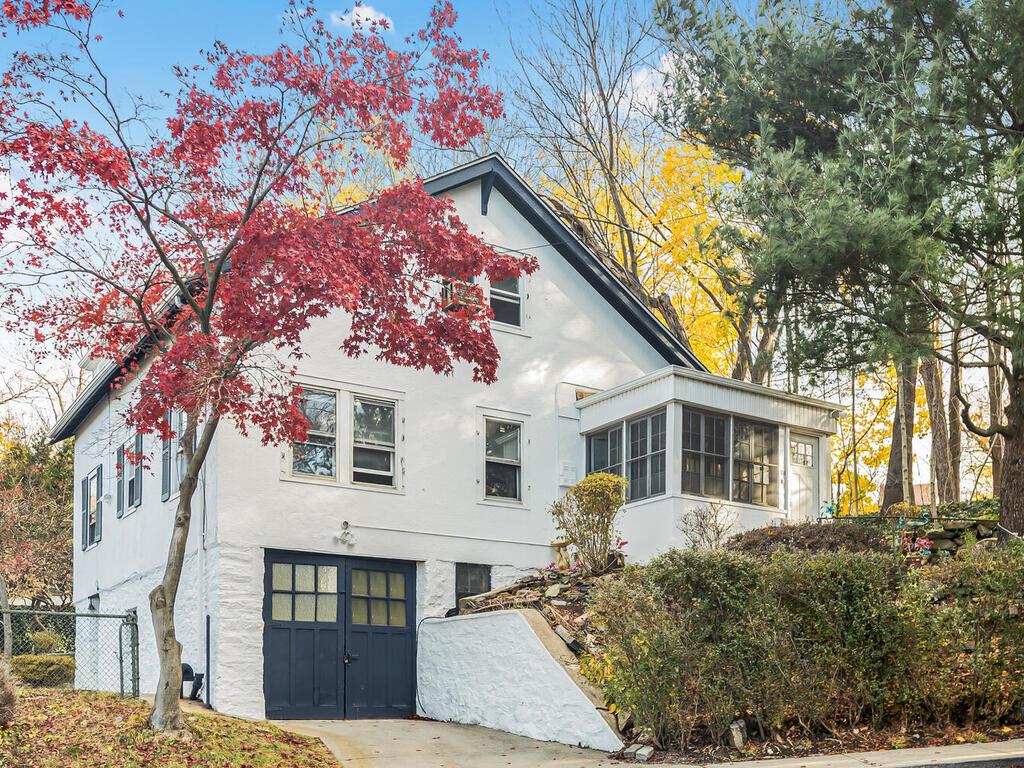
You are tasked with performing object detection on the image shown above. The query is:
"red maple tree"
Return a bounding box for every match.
[0,0,534,731]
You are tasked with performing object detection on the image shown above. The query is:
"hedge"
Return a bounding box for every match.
[586,543,1024,748]
[11,654,76,687]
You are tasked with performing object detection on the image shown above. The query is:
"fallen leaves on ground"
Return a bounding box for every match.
[0,689,338,767]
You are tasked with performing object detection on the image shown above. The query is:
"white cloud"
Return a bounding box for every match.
[329,4,393,32]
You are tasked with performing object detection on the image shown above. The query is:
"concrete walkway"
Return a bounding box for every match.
[281,718,621,767]
[279,717,1024,768]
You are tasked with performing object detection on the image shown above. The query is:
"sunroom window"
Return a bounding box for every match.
[733,419,779,507]
[626,411,666,501]
[292,389,337,478]
[587,425,623,476]
[352,397,396,486]
[680,408,728,499]
[489,277,521,327]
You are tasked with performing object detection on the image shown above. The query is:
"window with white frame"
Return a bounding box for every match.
[352,396,396,486]
[292,389,338,478]
[81,465,102,548]
[680,408,728,499]
[586,425,623,476]
[626,410,666,501]
[484,417,521,500]
[733,419,779,507]
[117,433,143,516]
[489,276,521,327]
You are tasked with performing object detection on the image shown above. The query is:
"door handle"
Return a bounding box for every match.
[344,652,359,664]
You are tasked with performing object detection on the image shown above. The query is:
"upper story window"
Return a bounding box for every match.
[680,409,728,499]
[627,410,666,501]
[586,425,623,476]
[484,417,521,500]
[733,419,779,507]
[292,389,338,478]
[81,465,102,549]
[161,409,195,500]
[117,433,143,517]
[352,397,396,487]
[489,276,521,328]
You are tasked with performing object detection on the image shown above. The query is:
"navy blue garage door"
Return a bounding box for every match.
[263,551,416,719]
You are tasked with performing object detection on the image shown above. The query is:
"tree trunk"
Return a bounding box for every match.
[149,413,219,734]
[996,371,1024,536]
[988,341,1004,491]
[0,576,11,660]
[882,358,917,509]
[948,328,962,500]
[920,357,956,503]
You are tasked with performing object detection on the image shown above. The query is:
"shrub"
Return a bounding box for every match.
[11,654,75,687]
[0,658,15,727]
[726,521,889,557]
[678,501,736,550]
[550,472,627,574]
[30,630,60,654]
[586,545,1024,750]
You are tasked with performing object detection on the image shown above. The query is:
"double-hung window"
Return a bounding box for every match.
[626,410,666,501]
[680,409,728,499]
[587,425,623,476]
[292,389,338,478]
[484,418,521,500]
[733,419,779,507]
[81,465,102,549]
[352,397,396,486]
[117,433,143,517]
[489,277,521,327]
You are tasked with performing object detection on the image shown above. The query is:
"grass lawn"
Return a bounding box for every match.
[0,689,339,767]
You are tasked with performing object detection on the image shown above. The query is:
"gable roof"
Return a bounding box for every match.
[422,155,706,372]
[49,153,705,443]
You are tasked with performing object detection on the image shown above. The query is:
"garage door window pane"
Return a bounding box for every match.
[389,600,406,627]
[352,569,368,595]
[294,593,316,622]
[389,572,405,599]
[318,565,337,594]
[272,563,291,592]
[351,597,368,625]
[295,564,315,593]
[370,598,388,625]
[271,593,292,621]
[317,594,337,623]
[369,571,387,597]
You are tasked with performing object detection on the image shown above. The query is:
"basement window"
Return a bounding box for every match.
[455,563,492,608]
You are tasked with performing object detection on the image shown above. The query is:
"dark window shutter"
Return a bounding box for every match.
[94,466,103,543]
[116,445,125,518]
[162,410,172,501]
[135,432,143,505]
[81,477,89,550]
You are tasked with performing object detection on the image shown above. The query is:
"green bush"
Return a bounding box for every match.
[586,545,1024,749]
[11,654,75,687]
[30,631,60,654]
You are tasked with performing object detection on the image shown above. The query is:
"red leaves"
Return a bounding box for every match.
[0,1,531,451]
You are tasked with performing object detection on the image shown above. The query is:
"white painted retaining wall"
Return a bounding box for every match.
[417,611,623,752]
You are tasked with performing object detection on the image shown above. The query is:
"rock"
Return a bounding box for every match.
[635,745,655,762]
[930,538,957,551]
[545,583,569,598]
[977,523,996,537]
[551,599,569,606]
[728,719,747,749]
[975,537,998,549]
[623,744,642,759]
[941,519,974,530]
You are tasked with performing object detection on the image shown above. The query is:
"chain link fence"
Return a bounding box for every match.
[0,608,139,697]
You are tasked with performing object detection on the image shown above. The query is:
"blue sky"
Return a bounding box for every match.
[0,2,533,100]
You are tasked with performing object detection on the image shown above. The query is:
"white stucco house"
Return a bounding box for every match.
[51,155,839,722]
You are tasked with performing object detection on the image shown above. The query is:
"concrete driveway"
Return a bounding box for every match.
[280,718,621,767]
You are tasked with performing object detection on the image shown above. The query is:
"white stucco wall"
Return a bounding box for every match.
[417,611,622,752]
